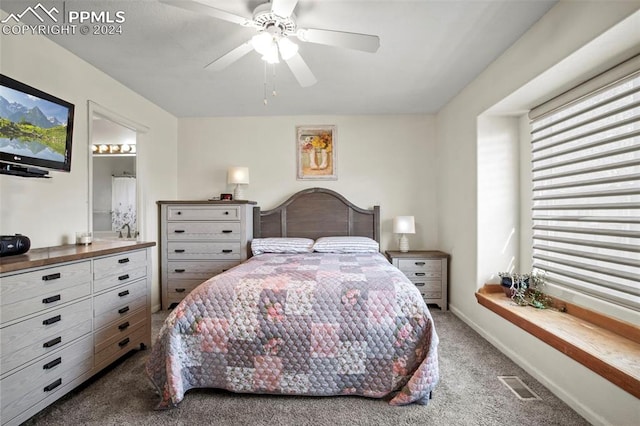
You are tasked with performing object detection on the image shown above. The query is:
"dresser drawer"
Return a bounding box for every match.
[94,265,147,294]
[0,334,93,424]
[94,250,147,280]
[167,260,239,280]
[94,308,146,354]
[167,222,241,240]
[1,298,92,375]
[397,258,442,273]
[94,325,147,371]
[167,279,207,297]
[1,262,91,324]
[93,279,147,330]
[167,242,241,260]
[167,206,240,221]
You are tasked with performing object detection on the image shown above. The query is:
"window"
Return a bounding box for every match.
[528,56,640,311]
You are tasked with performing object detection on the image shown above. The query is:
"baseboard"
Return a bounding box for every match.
[152,303,161,313]
[448,303,606,426]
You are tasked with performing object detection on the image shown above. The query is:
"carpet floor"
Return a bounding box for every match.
[22,309,588,425]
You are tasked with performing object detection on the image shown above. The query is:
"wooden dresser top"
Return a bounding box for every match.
[0,240,156,274]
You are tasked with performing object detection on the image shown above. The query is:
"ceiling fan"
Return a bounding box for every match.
[160,0,380,87]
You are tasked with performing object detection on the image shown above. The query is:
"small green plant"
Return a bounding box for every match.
[498,270,551,309]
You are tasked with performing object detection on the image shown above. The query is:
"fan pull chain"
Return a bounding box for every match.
[263,61,268,105]
[272,63,277,97]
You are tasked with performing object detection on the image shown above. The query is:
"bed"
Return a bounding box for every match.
[146,188,439,408]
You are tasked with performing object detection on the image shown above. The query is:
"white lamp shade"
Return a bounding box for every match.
[277,37,299,60]
[227,167,250,185]
[393,216,415,234]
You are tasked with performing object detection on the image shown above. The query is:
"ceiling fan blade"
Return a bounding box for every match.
[205,42,254,71]
[270,0,298,18]
[297,28,380,53]
[284,53,317,87]
[160,0,253,27]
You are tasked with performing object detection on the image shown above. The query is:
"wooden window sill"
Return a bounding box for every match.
[475,284,640,398]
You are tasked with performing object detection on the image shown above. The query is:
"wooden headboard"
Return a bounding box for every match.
[253,188,380,243]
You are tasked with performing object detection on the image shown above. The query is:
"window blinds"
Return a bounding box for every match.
[529,55,640,310]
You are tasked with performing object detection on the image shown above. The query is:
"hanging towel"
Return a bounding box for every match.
[111,177,136,233]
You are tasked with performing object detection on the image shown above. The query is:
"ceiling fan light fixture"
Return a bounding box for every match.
[261,43,280,64]
[277,37,298,60]
[251,32,274,56]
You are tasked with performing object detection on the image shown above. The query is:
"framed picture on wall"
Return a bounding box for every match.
[296,125,337,180]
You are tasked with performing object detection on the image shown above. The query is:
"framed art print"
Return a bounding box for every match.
[296,125,336,180]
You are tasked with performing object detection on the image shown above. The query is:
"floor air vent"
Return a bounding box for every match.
[498,376,541,400]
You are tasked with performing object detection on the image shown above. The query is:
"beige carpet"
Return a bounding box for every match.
[22,309,588,425]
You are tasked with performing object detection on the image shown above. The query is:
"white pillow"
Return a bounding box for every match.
[313,236,379,253]
[251,238,315,255]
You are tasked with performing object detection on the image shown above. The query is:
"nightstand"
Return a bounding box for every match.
[386,250,449,311]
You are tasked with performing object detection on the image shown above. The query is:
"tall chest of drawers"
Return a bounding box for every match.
[158,200,255,309]
[0,241,154,426]
[386,250,450,311]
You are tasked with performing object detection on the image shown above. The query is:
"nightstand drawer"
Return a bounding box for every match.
[404,270,441,279]
[413,281,441,293]
[167,206,240,221]
[397,259,442,273]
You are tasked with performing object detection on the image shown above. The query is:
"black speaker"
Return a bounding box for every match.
[0,234,31,257]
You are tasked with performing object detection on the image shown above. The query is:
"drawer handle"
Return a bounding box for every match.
[118,290,130,297]
[42,294,61,304]
[174,230,185,233]
[43,336,62,348]
[44,378,62,392]
[118,337,130,348]
[176,211,182,215]
[224,211,229,215]
[415,272,426,276]
[118,274,130,281]
[118,321,130,331]
[415,262,426,266]
[174,249,185,253]
[42,272,61,281]
[43,315,62,326]
[174,268,186,273]
[175,288,186,293]
[118,258,130,264]
[222,249,233,253]
[118,306,130,314]
[415,282,426,286]
[222,230,233,233]
[222,269,228,272]
[43,357,62,370]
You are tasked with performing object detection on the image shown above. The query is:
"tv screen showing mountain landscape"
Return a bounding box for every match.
[0,82,71,163]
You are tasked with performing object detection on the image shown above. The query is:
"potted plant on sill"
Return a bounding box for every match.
[498,270,550,309]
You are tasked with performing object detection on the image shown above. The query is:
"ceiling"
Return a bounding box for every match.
[0,0,557,117]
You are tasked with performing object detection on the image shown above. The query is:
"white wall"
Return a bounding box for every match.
[436,2,640,425]
[477,115,521,283]
[0,27,179,310]
[176,115,438,252]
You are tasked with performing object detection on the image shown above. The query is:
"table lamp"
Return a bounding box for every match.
[227,167,249,200]
[393,216,415,252]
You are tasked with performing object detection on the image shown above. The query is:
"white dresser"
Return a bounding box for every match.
[386,250,449,311]
[158,200,255,309]
[0,241,154,426]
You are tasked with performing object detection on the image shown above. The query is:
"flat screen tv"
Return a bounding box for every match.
[0,74,74,177]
